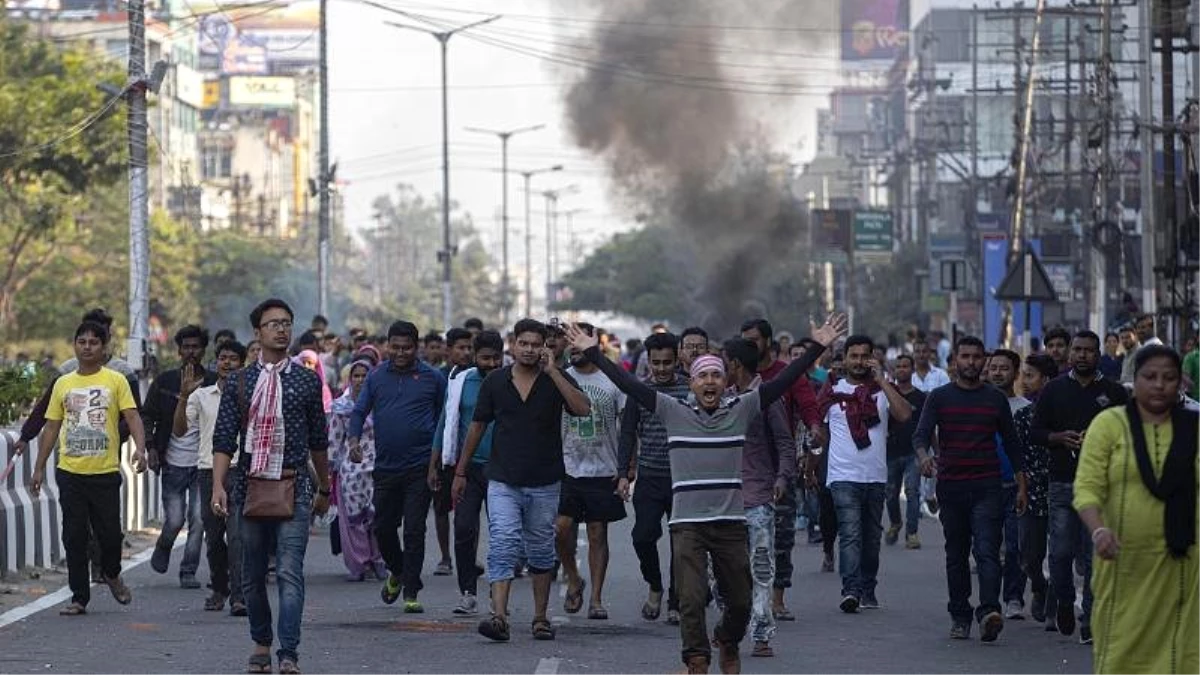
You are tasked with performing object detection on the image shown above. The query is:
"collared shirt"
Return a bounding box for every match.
[473,365,583,488]
[142,366,217,462]
[350,360,446,474]
[1030,371,1128,482]
[212,362,328,505]
[184,383,226,469]
[912,365,951,393]
[886,387,926,459]
[1013,403,1048,516]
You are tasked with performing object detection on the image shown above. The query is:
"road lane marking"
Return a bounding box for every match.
[534,657,560,674]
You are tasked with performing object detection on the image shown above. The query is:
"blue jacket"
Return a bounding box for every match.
[432,368,494,465]
[350,361,446,473]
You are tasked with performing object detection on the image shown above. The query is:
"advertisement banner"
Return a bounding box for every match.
[811,209,851,264]
[173,63,205,109]
[195,1,318,74]
[228,76,296,108]
[841,0,911,62]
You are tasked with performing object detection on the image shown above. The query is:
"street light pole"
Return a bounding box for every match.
[385,14,499,330]
[517,165,562,318]
[465,123,545,327]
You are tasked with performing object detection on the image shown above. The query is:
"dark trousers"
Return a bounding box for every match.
[772,478,797,590]
[1018,511,1057,618]
[372,466,433,597]
[671,521,751,664]
[632,473,677,610]
[937,484,1003,624]
[829,481,885,599]
[1001,483,1026,605]
[199,469,243,602]
[453,462,487,595]
[58,470,123,607]
[886,455,921,535]
[818,485,838,556]
[1048,482,1093,628]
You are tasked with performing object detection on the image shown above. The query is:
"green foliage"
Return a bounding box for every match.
[0,365,52,427]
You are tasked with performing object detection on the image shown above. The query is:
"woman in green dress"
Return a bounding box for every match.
[1074,345,1198,674]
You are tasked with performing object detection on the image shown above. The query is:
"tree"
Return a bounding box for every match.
[0,20,126,337]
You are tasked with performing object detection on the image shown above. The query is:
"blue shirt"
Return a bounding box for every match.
[350,360,446,473]
[432,368,494,465]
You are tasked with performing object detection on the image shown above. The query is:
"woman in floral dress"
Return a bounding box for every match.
[328,360,385,581]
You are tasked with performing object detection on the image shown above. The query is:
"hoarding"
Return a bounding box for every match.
[173,63,205,108]
[228,76,296,108]
[841,0,911,62]
[195,1,318,74]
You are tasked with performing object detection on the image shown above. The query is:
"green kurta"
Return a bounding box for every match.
[1074,407,1199,675]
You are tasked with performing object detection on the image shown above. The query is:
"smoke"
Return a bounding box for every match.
[559,0,835,333]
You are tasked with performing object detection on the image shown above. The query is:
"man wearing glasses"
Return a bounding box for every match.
[678,328,710,378]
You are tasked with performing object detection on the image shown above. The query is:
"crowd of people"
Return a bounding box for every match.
[14,301,1199,675]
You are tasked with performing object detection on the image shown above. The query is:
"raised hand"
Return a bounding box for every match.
[181,364,204,396]
[810,313,849,347]
[563,322,599,353]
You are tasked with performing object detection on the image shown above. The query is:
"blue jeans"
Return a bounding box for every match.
[486,481,560,583]
[1001,483,1026,605]
[157,464,203,576]
[885,455,920,535]
[829,482,885,599]
[1048,481,1092,629]
[937,484,1003,623]
[239,499,313,664]
[745,504,776,642]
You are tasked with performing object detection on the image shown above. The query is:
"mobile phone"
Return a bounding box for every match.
[549,317,561,328]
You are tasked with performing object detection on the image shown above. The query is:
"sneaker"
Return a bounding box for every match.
[979,611,1004,642]
[925,497,939,515]
[1079,626,1093,645]
[949,621,971,639]
[380,574,402,605]
[103,574,132,605]
[839,595,859,613]
[179,573,201,589]
[821,552,835,573]
[666,609,680,625]
[434,560,453,576]
[1030,592,1047,623]
[403,598,424,614]
[453,592,478,615]
[1056,602,1076,636]
[905,534,921,549]
[1005,600,1024,620]
[860,592,879,609]
[150,545,170,574]
[884,524,900,546]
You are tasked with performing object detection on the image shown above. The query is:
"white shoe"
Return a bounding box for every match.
[1005,600,1025,620]
[453,592,478,615]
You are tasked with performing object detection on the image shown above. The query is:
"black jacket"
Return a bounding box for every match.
[142,366,217,455]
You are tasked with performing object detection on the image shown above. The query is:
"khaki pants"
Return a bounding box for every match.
[671,521,752,664]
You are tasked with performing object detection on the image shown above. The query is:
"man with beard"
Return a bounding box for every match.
[556,323,627,621]
[564,314,846,675]
[818,336,910,613]
[1118,325,1141,385]
[883,355,926,550]
[146,325,216,588]
[618,332,691,626]
[175,339,248,613]
[678,327,709,376]
[986,349,1030,620]
[914,336,1028,643]
[1043,328,1072,375]
[452,319,591,643]
[1030,330,1128,643]
[430,330,504,615]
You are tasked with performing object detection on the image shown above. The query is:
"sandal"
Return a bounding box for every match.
[278,658,300,674]
[531,618,556,641]
[58,602,86,616]
[230,601,248,617]
[563,578,585,614]
[477,613,511,642]
[587,606,608,620]
[205,592,227,612]
[772,606,796,622]
[104,575,132,605]
[247,653,272,674]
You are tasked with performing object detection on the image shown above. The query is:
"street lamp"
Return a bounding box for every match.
[384,13,500,331]
[541,184,579,315]
[464,123,544,326]
[517,165,563,318]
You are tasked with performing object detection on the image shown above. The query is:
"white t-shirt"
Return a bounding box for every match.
[561,367,625,478]
[824,379,889,485]
[913,366,951,393]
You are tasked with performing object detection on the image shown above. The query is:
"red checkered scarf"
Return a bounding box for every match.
[247,358,290,477]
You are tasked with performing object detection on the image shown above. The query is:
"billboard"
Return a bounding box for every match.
[841,0,910,62]
[195,1,319,74]
[228,76,296,108]
[811,209,851,264]
[173,63,206,108]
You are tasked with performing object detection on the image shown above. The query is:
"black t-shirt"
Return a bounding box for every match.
[886,388,926,460]
[473,365,582,487]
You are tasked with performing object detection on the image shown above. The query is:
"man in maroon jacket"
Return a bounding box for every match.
[740,319,821,621]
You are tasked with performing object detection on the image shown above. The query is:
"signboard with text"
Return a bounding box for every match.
[852,210,894,263]
[841,0,911,62]
[811,209,851,264]
[228,76,296,108]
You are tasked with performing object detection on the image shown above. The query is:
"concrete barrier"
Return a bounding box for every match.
[0,429,162,578]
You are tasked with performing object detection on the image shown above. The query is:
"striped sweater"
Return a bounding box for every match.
[912,382,1025,488]
[585,343,826,524]
[617,374,692,478]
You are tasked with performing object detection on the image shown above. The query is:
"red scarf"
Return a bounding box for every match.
[817,379,882,450]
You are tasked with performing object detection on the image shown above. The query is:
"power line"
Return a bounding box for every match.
[0,84,129,160]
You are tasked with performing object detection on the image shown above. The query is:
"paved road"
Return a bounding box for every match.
[0,507,1093,674]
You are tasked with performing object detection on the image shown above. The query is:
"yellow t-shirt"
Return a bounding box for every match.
[45,367,136,475]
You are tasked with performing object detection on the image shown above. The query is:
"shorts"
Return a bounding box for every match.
[558,476,627,524]
[431,464,456,515]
